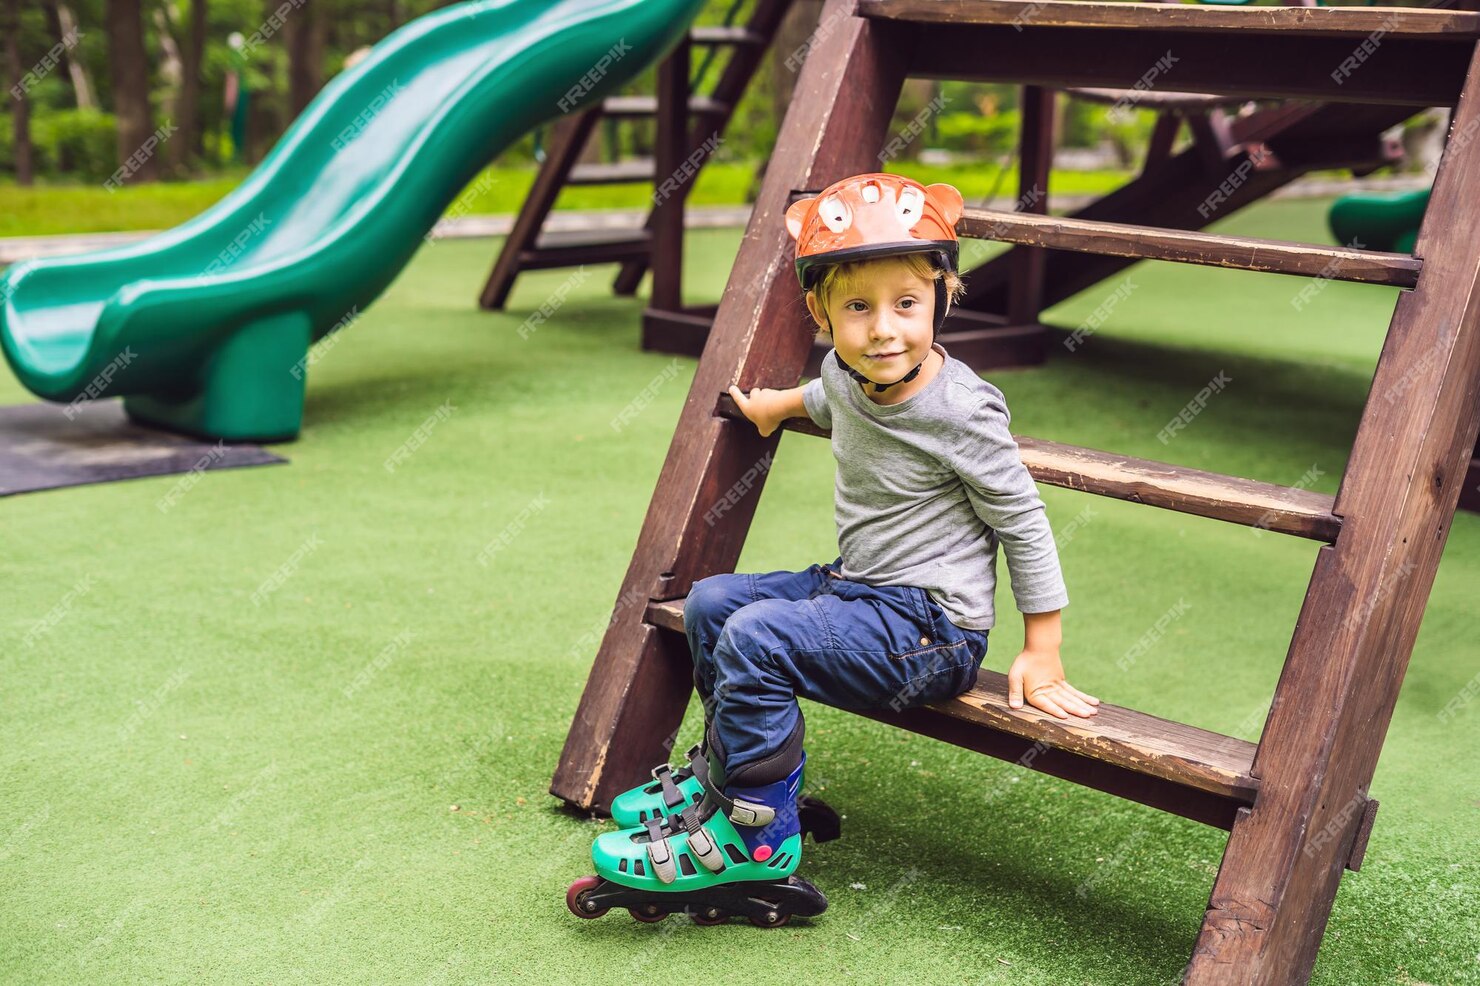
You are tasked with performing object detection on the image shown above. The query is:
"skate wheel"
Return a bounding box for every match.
[628,904,668,923]
[566,876,608,919]
[690,906,728,926]
[748,908,791,928]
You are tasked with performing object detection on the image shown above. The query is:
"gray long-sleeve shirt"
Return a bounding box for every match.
[802,341,1069,631]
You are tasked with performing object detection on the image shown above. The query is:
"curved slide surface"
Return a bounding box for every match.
[1328,187,1429,256]
[0,0,701,440]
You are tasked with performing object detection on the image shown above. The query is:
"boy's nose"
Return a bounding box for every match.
[870,314,901,337]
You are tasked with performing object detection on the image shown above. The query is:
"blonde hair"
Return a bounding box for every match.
[808,253,964,332]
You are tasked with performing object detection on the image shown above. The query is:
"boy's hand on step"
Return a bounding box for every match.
[1007,648,1101,720]
[728,385,789,438]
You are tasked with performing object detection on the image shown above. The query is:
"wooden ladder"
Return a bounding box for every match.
[553,2,1480,982]
[476,0,792,317]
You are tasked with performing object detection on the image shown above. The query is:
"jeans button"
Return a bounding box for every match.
[919,636,931,646]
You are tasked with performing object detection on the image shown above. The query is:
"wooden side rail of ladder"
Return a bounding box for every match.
[476,0,792,314]
[552,2,1480,982]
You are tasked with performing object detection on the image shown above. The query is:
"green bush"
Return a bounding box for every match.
[35,109,119,181]
[936,109,1019,156]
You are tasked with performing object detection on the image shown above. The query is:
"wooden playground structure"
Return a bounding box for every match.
[555,1,1480,981]
[477,0,793,349]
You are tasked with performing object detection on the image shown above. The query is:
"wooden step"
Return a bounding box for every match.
[645,597,1258,824]
[714,394,1341,541]
[859,0,1480,38]
[959,103,1418,317]
[567,159,657,186]
[602,95,730,118]
[690,25,768,45]
[518,229,652,269]
[958,208,1422,288]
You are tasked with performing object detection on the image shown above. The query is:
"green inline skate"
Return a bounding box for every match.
[569,722,829,927]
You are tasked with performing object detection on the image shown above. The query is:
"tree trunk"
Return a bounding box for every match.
[47,1,98,110]
[3,0,33,184]
[152,7,183,133]
[286,0,325,118]
[175,0,207,169]
[106,0,158,182]
[181,0,207,162]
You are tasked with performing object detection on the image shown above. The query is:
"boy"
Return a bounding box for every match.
[571,173,1096,926]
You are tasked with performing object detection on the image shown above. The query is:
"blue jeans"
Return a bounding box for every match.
[683,556,990,777]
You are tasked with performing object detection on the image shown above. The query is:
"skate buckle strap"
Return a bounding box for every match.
[650,764,685,809]
[667,799,726,873]
[728,799,774,827]
[674,802,703,836]
[692,749,777,827]
[652,742,708,809]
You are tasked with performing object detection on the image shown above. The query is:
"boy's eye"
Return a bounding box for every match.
[899,298,915,309]
[845,301,868,312]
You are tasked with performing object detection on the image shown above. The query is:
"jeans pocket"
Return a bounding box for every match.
[886,640,979,710]
[902,592,989,694]
[884,588,947,661]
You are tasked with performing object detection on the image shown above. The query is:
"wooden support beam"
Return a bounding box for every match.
[1185,40,1480,984]
[650,42,690,313]
[477,110,600,310]
[861,0,1480,39]
[897,24,1473,107]
[1008,85,1055,324]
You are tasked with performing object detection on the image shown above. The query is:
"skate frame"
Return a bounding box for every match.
[554,2,1480,982]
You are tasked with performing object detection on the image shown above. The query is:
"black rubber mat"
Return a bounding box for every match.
[0,400,287,496]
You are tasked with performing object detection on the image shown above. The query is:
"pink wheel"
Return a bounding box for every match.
[567,876,608,919]
[628,904,668,923]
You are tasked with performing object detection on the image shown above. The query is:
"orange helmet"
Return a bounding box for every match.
[785,172,963,290]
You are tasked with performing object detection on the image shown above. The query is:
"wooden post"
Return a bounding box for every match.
[478,110,600,310]
[649,41,690,313]
[551,0,909,811]
[1007,85,1055,326]
[1185,42,1480,984]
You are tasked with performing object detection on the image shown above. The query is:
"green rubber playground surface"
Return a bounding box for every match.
[2,197,1477,985]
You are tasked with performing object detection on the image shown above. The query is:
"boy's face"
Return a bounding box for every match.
[805,257,935,387]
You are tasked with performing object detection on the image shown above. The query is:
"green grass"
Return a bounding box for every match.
[0,161,1135,238]
[2,199,1477,984]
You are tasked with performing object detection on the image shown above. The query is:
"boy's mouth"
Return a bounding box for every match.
[866,351,903,361]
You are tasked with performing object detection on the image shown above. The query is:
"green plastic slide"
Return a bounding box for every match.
[0,0,702,441]
[1327,187,1429,255]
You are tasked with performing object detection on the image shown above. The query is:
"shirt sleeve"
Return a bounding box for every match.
[945,393,1069,614]
[802,376,832,430]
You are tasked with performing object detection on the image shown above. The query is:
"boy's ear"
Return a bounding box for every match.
[803,289,829,332]
[925,183,964,227]
[785,197,815,241]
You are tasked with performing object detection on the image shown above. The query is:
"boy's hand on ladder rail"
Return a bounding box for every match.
[728,384,798,438]
[1008,648,1100,720]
